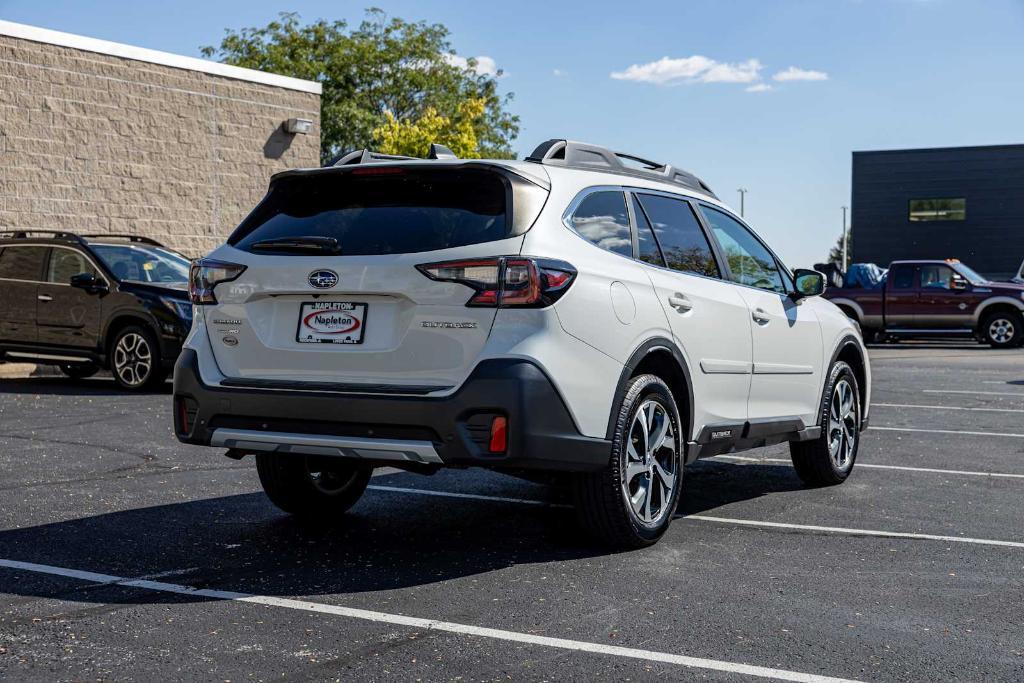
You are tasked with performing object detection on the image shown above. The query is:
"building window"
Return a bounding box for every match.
[908,198,966,222]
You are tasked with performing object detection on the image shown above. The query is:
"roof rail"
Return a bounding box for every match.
[80,234,165,247]
[330,143,459,167]
[0,229,85,244]
[525,139,717,198]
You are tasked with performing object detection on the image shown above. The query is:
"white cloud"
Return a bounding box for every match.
[699,59,763,84]
[610,55,763,86]
[444,53,500,77]
[552,68,568,77]
[746,83,773,93]
[772,66,829,82]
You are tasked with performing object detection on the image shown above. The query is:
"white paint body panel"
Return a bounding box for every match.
[186,159,871,448]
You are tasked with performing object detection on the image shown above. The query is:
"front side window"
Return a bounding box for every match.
[569,191,633,257]
[699,206,785,293]
[0,246,48,281]
[636,194,719,278]
[48,249,95,284]
[919,264,961,290]
[909,198,965,222]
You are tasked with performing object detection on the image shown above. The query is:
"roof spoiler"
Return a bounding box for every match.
[329,143,458,167]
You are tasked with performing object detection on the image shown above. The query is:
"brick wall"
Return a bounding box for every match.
[0,33,321,256]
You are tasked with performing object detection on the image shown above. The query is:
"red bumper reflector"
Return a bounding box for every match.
[489,416,508,453]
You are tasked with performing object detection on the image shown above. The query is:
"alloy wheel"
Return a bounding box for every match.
[622,399,678,525]
[828,378,858,471]
[988,318,1015,345]
[113,332,152,387]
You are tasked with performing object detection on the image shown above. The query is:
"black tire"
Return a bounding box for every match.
[109,325,167,390]
[59,362,100,379]
[790,360,861,486]
[980,310,1023,348]
[572,374,684,549]
[256,453,372,518]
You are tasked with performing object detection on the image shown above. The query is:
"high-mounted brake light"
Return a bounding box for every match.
[351,166,406,176]
[189,258,247,305]
[416,257,576,308]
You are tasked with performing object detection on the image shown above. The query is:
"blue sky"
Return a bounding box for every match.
[2,0,1022,266]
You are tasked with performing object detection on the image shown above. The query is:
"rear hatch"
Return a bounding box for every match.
[202,163,548,393]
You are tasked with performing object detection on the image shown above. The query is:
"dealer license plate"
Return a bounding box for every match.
[296,301,367,344]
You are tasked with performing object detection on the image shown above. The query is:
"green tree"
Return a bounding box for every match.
[201,10,519,165]
[373,98,486,158]
[827,231,852,265]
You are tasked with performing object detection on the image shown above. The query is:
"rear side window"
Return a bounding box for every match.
[231,168,517,255]
[569,191,632,257]
[0,246,47,281]
[636,194,719,278]
[632,195,665,267]
[47,249,95,284]
[890,265,915,289]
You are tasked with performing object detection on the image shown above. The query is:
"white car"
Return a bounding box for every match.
[174,140,871,548]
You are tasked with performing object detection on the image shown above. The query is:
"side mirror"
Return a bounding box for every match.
[951,277,968,291]
[792,269,826,299]
[70,272,107,294]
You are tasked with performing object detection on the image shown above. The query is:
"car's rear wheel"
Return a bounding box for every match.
[59,362,100,379]
[981,310,1023,348]
[110,325,167,390]
[790,360,860,486]
[573,374,683,549]
[256,453,372,518]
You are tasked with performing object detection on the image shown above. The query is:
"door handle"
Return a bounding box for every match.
[667,294,693,312]
[752,307,771,324]
[37,294,53,302]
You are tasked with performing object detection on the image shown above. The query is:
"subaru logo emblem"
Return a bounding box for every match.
[308,270,338,289]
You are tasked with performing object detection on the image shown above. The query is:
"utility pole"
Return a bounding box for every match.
[737,188,748,217]
[841,205,849,271]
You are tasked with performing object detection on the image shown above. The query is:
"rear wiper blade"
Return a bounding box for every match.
[250,236,341,254]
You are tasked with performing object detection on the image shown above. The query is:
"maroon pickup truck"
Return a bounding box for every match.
[825,259,1024,347]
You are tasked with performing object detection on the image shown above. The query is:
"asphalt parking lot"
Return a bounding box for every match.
[1,344,1022,682]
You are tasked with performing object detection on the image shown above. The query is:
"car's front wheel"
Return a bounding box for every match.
[109,325,167,390]
[790,360,861,486]
[981,310,1023,348]
[256,453,372,518]
[573,374,684,549]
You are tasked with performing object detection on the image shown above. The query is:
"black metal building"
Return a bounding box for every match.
[852,144,1024,279]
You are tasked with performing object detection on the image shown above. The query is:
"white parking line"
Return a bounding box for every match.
[875,402,1024,414]
[713,454,1024,480]
[871,426,1024,438]
[0,558,860,683]
[923,389,1024,398]
[686,516,1024,549]
[367,486,1024,549]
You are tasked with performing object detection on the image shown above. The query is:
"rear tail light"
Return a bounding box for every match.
[189,259,247,305]
[416,257,576,308]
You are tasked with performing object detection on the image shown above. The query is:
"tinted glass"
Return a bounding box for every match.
[699,206,784,293]
[890,265,915,289]
[0,246,47,281]
[919,264,960,290]
[92,245,189,283]
[909,198,965,222]
[632,195,665,267]
[570,191,632,257]
[48,248,95,284]
[637,194,719,277]
[231,168,509,255]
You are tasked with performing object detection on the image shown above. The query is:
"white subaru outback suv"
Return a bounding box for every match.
[174,139,870,548]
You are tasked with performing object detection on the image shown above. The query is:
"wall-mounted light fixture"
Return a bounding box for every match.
[285,118,313,135]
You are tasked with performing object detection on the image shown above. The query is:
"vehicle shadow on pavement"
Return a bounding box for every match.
[0,376,172,396]
[0,462,805,604]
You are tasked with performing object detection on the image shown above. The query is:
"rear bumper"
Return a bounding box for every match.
[172,349,611,472]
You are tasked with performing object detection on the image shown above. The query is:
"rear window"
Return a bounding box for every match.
[230,168,517,255]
